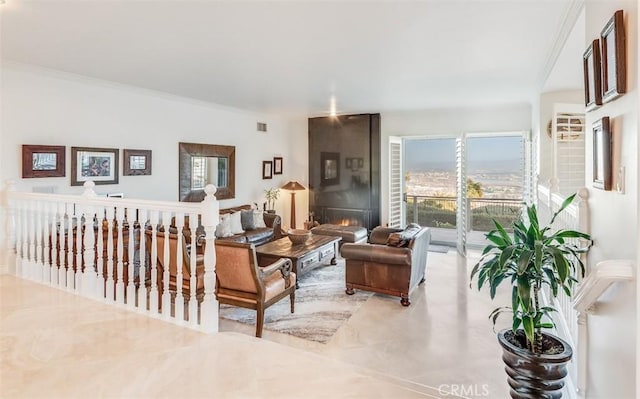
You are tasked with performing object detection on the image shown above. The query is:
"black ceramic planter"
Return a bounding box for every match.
[498,329,572,399]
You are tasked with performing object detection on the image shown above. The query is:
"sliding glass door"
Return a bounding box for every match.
[402,132,527,252]
[404,138,458,246]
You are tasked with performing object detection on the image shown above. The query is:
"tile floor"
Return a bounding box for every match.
[1,250,514,398]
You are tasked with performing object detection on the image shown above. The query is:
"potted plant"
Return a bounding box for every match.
[264,188,280,214]
[470,193,591,398]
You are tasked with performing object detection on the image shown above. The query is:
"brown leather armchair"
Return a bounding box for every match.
[145,228,205,313]
[340,224,430,306]
[214,240,296,337]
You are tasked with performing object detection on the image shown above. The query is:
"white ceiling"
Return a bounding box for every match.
[0,0,583,116]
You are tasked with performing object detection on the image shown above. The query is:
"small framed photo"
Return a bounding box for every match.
[262,160,273,179]
[345,158,353,169]
[273,157,283,175]
[357,158,364,168]
[123,149,152,176]
[601,10,626,103]
[22,145,65,178]
[592,117,612,191]
[583,39,602,111]
[71,146,119,186]
[320,152,340,186]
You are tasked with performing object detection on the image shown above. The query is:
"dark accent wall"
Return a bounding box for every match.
[308,113,381,231]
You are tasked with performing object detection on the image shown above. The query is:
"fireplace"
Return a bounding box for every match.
[308,114,380,231]
[324,208,371,228]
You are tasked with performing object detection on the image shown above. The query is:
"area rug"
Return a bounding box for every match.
[219,261,372,343]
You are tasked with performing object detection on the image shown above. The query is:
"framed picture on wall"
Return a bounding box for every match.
[22,145,66,178]
[71,146,119,186]
[273,157,283,175]
[601,10,626,103]
[320,152,340,186]
[582,39,602,111]
[123,149,152,176]
[262,160,273,179]
[592,117,612,191]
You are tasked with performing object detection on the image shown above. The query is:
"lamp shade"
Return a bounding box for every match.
[281,181,306,191]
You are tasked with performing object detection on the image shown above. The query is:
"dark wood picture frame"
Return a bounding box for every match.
[592,117,612,191]
[262,160,273,179]
[22,145,65,178]
[123,149,152,176]
[583,39,602,111]
[71,146,119,186]
[320,152,340,186]
[601,10,626,103]
[179,142,235,201]
[273,157,283,175]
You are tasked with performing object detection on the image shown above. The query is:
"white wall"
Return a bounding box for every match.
[582,1,638,397]
[0,63,308,247]
[379,104,532,224]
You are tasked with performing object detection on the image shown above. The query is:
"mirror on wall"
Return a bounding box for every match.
[179,142,235,201]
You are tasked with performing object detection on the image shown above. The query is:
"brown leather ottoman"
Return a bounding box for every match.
[310,224,368,248]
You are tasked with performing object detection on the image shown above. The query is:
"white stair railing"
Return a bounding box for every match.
[537,184,590,397]
[4,180,219,333]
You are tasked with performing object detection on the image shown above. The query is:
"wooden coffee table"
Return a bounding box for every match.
[256,235,341,288]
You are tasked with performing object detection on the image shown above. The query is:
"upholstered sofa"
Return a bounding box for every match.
[340,224,430,306]
[215,205,282,246]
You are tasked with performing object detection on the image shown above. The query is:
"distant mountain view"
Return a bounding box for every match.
[406,158,522,173]
[404,137,524,199]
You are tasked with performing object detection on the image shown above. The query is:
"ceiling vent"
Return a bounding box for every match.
[257,122,267,132]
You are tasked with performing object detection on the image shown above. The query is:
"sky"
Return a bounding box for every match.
[405,136,523,171]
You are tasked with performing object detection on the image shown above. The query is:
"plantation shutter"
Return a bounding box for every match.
[552,108,585,197]
[456,136,467,256]
[388,136,403,228]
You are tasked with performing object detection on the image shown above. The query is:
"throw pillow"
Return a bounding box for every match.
[215,214,233,238]
[240,210,256,231]
[253,210,267,229]
[229,211,245,235]
[401,223,422,241]
[386,232,409,248]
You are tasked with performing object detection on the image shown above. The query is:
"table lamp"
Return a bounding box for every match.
[281,181,306,230]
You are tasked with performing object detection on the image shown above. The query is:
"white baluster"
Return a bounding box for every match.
[116,206,126,304]
[21,202,29,278]
[105,206,115,301]
[81,205,97,296]
[161,211,171,318]
[137,208,148,311]
[174,212,185,322]
[66,203,75,291]
[199,185,219,332]
[13,203,22,277]
[42,201,51,284]
[55,203,64,287]
[74,204,83,292]
[96,206,105,298]
[126,207,136,308]
[188,212,198,326]
[27,200,37,280]
[149,210,160,315]
[35,201,44,282]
